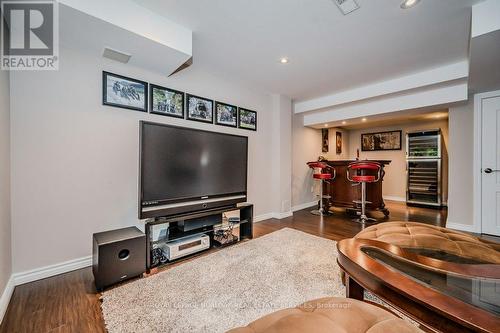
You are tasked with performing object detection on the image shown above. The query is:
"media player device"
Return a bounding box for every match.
[178,214,221,232]
[161,234,210,260]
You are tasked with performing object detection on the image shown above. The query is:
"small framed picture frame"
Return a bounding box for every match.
[150,84,184,118]
[186,94,214,123]
[336,131,342,154]
[102,71,147,112]
[238,108,257,131]
[215,101,238,127]
[322,128,329,153]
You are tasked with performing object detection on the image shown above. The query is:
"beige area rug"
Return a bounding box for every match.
[101,228,345,332]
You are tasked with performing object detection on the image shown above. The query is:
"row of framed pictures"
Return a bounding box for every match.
[102,71,257,131]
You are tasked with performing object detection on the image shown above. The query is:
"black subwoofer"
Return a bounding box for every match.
[92,226,146,291]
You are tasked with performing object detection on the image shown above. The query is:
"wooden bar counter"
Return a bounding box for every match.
[321,160,391,216]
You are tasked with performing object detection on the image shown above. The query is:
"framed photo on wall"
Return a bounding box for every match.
[238,108,257,131]
[215,101,238,127]
[186,94,213,123]
[322,128,329,153]
[102,71,147,112]
[150,84,184,118]
[361,130,402,151]
[336,131,342,154]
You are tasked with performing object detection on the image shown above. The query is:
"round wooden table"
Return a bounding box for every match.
[337,238,500,333]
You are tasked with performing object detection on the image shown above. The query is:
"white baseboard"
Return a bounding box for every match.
[445,222,480,234]
[0,275,14,325]
[292,201,317,212]
[13,256,92,286]
[4,208,294,292]
[254,211,293,222]
[2,256,92,323]
[253,213,275,223]
[272,211,293,219]
[383,196,406,202]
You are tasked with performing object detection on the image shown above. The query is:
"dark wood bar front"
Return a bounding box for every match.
[320,160,391,216]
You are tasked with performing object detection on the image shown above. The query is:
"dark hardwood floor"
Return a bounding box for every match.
[0,201,447,333]
[255,201,447,242]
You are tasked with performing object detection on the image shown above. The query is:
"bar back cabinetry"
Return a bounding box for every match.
[321,160,391,216]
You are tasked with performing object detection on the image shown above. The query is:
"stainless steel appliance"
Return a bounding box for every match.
[406,130,442,206]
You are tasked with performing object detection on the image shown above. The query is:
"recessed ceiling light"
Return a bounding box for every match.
[280,57,289,64]
[342,121,347,125]
[324,124,328,127]
[400,0,421,9]
[362,118,367,122]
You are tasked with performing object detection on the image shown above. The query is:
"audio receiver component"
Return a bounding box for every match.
[161,234,210,261]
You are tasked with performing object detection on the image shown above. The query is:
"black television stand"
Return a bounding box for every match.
[145,203,253,271]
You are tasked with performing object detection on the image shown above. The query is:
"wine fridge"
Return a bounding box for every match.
[406,130,442,206]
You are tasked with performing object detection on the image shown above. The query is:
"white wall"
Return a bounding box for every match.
[291,111,350,208]
[447,100,474,227]
[271,95,292,215]
[10,46,276,273]
[0,69,12,318]
[324,128,350,161]
[348,120,449,202]
[291,113,321,208]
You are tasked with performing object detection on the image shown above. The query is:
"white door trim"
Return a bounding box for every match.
[473,90,500,234]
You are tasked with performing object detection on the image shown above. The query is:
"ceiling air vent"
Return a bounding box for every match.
[102,47,131,64]
[332,0,360,15]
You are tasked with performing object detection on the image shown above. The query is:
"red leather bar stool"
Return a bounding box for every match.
[347,161,381,224]
[307,162,336,216]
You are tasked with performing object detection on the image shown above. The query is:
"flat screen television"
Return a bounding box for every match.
[139,121,248,219]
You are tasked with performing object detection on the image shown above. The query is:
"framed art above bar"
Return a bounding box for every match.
[215,101,237,127]
[361,130,402,151]
[150,84,184,118]
[322,128,329,153]
[102,71,147,112]
[238,108,257,131]
[186,94,214,123]
[336,131,342,154]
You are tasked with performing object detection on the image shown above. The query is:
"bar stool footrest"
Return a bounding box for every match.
[310,209,332,216]
[352,217,377,224]
[352,200,372,204]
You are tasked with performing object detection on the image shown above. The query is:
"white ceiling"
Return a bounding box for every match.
[134,0,479,100]
[59,1,192,77]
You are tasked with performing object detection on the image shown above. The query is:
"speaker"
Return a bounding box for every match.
[92,226,146,291]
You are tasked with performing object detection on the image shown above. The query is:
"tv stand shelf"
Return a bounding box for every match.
[145,204,253,270]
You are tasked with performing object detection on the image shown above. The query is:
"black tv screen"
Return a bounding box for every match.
[139,121,248,217]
